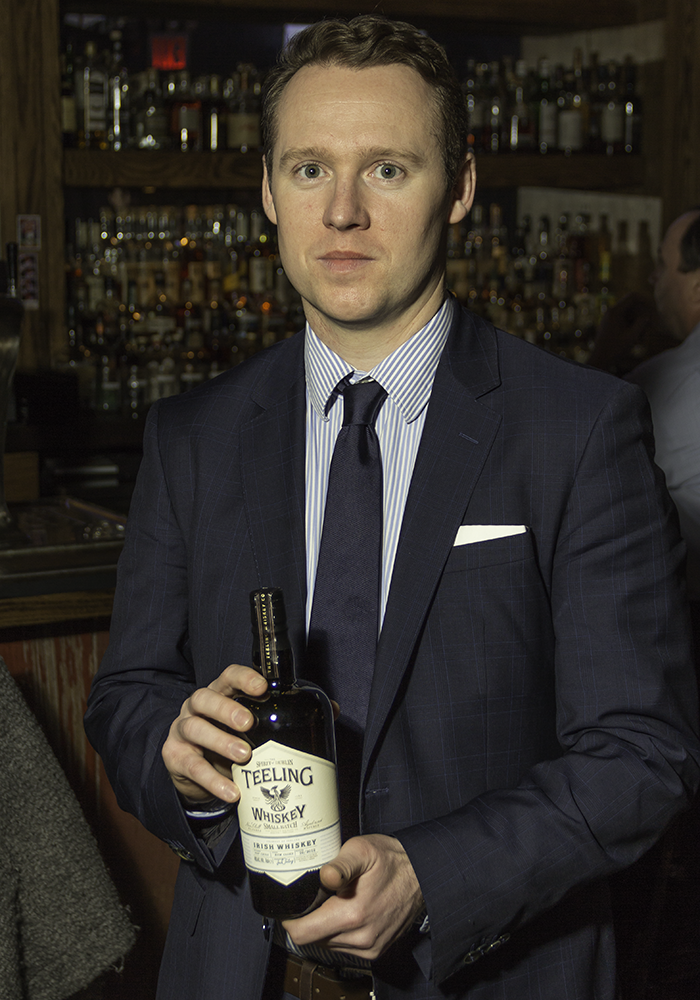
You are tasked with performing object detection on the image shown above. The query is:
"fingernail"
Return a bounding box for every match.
[231,743,250,762]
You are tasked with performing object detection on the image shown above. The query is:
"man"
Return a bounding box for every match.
[590,209,700,603]
[85,17,700,1000]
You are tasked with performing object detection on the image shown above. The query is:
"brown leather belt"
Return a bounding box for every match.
[282,953,373,1000]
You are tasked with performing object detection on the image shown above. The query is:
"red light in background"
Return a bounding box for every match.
[151,34,188,71]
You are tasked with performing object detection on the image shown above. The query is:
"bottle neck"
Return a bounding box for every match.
[250,588,297,687]
[253,643,296,687]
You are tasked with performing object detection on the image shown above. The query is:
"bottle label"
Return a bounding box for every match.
[601,103,623,143]
[233,741,341,886]
[85,70,107,132]
[249,256,269,294]
[558,110,583,151]
[539,102,558,145]
[227,112,261,150]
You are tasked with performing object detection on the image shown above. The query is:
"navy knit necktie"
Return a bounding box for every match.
[308,378,387,834]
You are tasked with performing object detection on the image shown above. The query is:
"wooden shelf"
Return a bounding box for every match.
[476,153,648,192]
[63,149,648,193]
[0,589,114,629]
[63,149,264,190]
[89,0,665,31]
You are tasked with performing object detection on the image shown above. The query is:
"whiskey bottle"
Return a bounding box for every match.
[77,41,108,150]
[107,30,130,151]
[61,42,77,149]
[622,56,642,154]
[557,68,584,156]
[600,61,624,155]
[535,58,557,154]
[233,588,341,918]
[226,64,261,153]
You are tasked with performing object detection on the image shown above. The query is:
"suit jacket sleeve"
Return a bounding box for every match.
[393,378,700,983]
[84,398,239,870]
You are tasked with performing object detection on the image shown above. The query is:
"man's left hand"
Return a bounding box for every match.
[282,834,424,960]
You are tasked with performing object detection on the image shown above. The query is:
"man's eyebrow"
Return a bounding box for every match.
[277,146,428,171]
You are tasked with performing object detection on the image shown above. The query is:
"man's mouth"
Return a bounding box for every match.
[318,250,373,272]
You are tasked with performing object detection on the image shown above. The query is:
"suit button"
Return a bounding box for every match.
[462,949,483,965]
[485,933,510,953]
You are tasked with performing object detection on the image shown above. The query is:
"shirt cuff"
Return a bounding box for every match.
[183,798,235,820]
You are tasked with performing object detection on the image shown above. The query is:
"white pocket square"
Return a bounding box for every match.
[454,524,528,546]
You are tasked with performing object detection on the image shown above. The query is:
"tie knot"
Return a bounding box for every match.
[341,379,388,428]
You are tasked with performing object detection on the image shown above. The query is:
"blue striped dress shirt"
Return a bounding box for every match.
[304,295,455,632]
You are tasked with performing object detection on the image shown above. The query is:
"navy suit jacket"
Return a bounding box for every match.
[85,304,700,1000]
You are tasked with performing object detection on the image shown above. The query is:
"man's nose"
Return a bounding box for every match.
[323,178,370,231]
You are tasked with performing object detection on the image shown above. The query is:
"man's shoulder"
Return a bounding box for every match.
[630,327,700,390]
[450,305,629,402]
[154,331,305,423]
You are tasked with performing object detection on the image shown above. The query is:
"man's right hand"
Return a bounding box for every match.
[162,664,268,805]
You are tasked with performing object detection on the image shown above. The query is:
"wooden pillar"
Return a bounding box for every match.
[661,0,700,227]
[0,0,65,369]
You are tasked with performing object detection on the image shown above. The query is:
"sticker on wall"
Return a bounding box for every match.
[16,214,41,250]
[18,252,39,309]
[15,215,41,308]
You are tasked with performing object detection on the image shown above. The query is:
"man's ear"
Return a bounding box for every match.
[262,157,277,225]
[448,152,476,225]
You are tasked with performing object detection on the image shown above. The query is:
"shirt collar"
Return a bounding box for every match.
[304,296,455,423]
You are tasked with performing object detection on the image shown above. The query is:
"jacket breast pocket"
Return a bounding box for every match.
[442,527,534,574]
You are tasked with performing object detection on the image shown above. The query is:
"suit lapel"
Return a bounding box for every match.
[239,334,308,653]
[364,310,503,766]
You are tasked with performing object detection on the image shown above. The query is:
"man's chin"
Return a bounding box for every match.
[304,297,392,334]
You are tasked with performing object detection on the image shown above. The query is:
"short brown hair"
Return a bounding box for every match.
[261,15,469,189]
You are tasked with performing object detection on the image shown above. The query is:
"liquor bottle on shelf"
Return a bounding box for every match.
[96,352,122,414]
[76,40,108,150]
[61,41,77,148]
[226,64,262,153]
[557,61,584,156]
[506,60,536,153]
[535,58,557,155]
[462,59,485,153]
[201,75,226,151]
[586,53,604,153]
[611,219,634,297]
[483,61,504,154]
[632,219,655,293]
[233,587,341,919]
[131,68,170,149]
[622,56,642,154]
[572,48,590,143]
[107,29,130,151]
[594,213,613,294]
[600,61,624,156]
[171,70,202,151]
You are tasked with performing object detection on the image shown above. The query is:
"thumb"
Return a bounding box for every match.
[319,838,369,891]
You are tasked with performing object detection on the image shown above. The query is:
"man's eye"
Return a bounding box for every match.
[374,163,402,180]
[298,164,323,179]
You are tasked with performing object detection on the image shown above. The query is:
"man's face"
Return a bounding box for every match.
[262,63,473,350]
[650,211,700,340]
